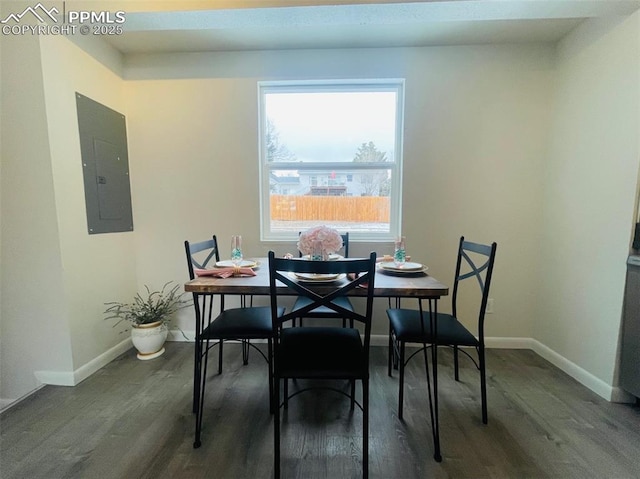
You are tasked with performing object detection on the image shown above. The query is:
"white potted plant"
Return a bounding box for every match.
[104,281,190,360]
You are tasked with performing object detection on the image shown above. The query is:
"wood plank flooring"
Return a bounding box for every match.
[1,344,639,478]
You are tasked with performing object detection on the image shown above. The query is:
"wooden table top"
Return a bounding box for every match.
[184,257,449,299]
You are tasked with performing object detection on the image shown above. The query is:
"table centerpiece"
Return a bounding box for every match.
[297,225,343,261]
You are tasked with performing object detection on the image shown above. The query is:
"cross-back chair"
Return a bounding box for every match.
[268,251,376,478]
[387,236,497,423]
[294,232,353,327]
[185,236,283,449]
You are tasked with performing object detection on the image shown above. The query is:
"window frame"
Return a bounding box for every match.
[258,79,405,242]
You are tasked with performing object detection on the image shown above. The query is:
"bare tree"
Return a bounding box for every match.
[266,119,296,162]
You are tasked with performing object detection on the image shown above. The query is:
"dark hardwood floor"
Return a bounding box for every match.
[2,343,639,478]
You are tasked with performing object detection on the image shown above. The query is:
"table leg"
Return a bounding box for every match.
[192,294,203,414]
[419,298,442,462]
[430,298,441,462]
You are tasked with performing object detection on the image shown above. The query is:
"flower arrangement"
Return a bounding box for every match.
[297,225,343,257]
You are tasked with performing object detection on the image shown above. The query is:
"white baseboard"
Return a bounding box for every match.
[3,339,132,412]
[611,387,636,403]
[370,334,389,347]
[485,336,535,349]
[373,334,635,404]
[528,339,635,403]
[0,385,46,413]
[169,333,428,347]
[28,330,624,406]
[73,337,133,384]
[166,334,539,349]
[168,330,194,342]
[34,337,132,387]
[33,370,76,387]
[488,337,633,403]
[372,335,535,349]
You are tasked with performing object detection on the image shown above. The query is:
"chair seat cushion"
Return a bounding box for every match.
[277,326,365,379]
[387,308,479,347]
[202,306,283,340]
[292,296,354,317]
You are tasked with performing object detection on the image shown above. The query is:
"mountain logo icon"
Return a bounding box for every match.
[1,3,59,24]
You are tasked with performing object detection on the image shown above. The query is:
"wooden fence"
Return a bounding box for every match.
[270,195,390,222]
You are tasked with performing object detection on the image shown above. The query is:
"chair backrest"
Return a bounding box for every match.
[184,235,221,280]
[298,232,350,258]
[452,236,497,340]
[268,251,376,337]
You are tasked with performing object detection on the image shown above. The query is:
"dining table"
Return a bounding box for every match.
[184,256,449,461]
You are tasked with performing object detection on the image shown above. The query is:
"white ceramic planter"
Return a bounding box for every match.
[130,321,168,360]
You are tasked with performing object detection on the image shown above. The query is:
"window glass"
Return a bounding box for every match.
[259,80,404,241]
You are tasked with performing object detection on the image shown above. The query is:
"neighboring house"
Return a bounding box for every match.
[270,172,301,195]
[272,170,384,197]
[305,170,351,196]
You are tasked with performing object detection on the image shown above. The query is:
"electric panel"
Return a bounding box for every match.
[76,92,133,234]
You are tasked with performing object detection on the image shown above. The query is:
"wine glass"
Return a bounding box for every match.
[394,236,406,267]
[231,235,243,267]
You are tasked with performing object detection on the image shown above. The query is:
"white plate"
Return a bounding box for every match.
[379,261,424,272]
[289,272,346,282]
[215,259,258,268]
[301,254,344,261]
[377,265,429,276]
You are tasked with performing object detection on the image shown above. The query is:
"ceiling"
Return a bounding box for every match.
[99,0,640,54]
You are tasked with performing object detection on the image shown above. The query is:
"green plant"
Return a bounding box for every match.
[104,281,191,333]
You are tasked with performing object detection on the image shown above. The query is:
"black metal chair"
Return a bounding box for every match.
[268,251,376,478]
[185,236,283,449]
[293,232,353,327]
[387,236,497,423]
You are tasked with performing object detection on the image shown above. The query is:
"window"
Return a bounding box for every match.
[259,80,404,242]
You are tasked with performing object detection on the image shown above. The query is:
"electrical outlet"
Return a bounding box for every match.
[486,298,494,314]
